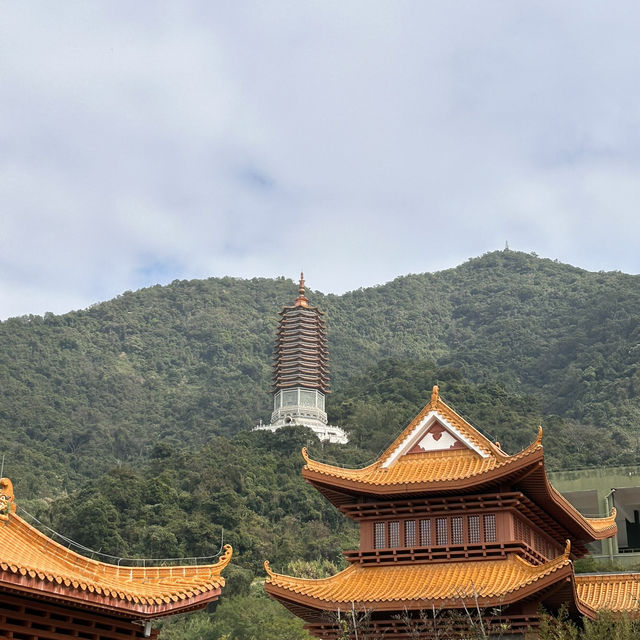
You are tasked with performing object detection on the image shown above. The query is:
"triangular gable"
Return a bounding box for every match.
[407,420,466,454]
[381,410,489,468]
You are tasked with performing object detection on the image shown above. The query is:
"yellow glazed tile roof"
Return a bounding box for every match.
[265,551,572,607]
[380,386,505,461]
[302,386,542,487]
[0,507,232,608]
[576,573,640,612]
[303,446,540,487]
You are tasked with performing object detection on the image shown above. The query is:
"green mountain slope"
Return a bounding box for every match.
[1,250,639,495]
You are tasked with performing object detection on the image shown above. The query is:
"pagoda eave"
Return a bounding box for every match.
[301,450,544,503]
[264,560,580,619]
[0,575,222,620]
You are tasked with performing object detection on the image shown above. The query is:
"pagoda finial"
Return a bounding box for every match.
[294,271,309,307]
[430,385,439,406]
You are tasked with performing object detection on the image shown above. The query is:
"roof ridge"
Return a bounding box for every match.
[264,560,355,585]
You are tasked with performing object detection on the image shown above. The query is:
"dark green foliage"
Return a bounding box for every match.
[2,251,640,638]
[2,251,640,493]
[539,608,640,640]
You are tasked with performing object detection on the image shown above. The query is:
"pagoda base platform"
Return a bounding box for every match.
[254,421,348,444]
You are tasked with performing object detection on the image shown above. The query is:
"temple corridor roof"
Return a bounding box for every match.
[576,573,640,611]
[0,478,232,618]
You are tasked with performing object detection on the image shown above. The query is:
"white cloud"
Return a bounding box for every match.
[1,1,640,318]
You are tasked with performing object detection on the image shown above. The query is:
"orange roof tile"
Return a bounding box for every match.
[265,551,572,610]
[0,508,232,616]
[303,446,540,487]
[576,573,640,612]
[302,387,542,488]
[380,386,506,462]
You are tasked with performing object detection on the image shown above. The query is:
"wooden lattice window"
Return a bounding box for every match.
[405,520,416,547]
[483,514,496,543]
[515,516,531,545]
[534,533,543,553]
[389,521,400,548]
[374,522,386,549]
[436,517,448,545]
[420,519,431,546]
[468,515,480,544]
[451,516,463,544]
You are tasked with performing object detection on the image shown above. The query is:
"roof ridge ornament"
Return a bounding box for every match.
[535,425,543,446]
[564,539,571,559]
[430,385,439,406]
[294,272,309,307]
[264,560,274,578]
[301,447,311,464]
[0,477,16,522]
[217,544,234,570]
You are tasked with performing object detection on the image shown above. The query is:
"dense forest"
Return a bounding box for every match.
[2,249,640,638]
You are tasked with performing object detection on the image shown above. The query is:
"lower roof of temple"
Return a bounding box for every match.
[265,551,574,610]
[266,551,640,617]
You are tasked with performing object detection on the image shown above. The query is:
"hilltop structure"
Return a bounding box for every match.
[0,477,232,639]
[255,274,348,444]
[265,386,638,638]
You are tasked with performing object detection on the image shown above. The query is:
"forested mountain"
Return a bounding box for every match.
[1,249,638,495]
[1,249,639,638]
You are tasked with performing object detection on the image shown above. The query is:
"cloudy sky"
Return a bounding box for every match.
[1,1,639,319]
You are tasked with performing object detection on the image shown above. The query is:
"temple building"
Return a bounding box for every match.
[265,386,640,638]
[0,477,232,639]
[255,274,348,444]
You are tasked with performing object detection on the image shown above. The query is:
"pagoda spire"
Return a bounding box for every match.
[253,275,348,443]
[294,272,309,307]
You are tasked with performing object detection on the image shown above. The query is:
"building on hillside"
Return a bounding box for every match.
[264,386,638,639]
[0,477,232,640]
[550,465,640,567]
[254,274,348,444]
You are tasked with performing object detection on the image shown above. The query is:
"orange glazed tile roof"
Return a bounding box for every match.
[265,551,573,610]
[303,446,541,487]
[301,388,617,544]
[576,573,640,612]
[302,386,542,488]
[0,489,232,616]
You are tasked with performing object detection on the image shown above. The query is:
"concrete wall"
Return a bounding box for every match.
[549,465,640,567]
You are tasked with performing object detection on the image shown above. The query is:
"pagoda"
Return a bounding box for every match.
[255,274,348,444]
[0,477,232,639]
[264,386,639,638]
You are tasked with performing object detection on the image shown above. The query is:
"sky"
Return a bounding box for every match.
[1,1,640,319]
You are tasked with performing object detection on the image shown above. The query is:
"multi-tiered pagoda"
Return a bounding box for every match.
[255,274,348,444]
[0,477,232,639]
[265,386,639,638]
